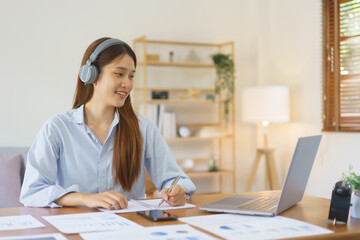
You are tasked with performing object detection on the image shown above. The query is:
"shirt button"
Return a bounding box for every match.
[101,158,105,161]
[101,182,104,186]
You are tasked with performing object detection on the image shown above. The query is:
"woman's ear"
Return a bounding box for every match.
[93,74,100,86]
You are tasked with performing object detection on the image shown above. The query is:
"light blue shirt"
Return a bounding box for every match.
[20,105,196,207]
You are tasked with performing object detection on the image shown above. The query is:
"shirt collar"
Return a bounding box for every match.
[111,109,120,129]
[72,104,120,127]
[72,105,85,124]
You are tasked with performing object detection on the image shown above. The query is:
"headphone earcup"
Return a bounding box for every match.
[79,64,99,84]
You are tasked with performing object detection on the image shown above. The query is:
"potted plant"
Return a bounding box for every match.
[211,53,235,122]
[343,165,360,218]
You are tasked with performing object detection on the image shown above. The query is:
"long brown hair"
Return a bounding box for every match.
[73,37,143,191]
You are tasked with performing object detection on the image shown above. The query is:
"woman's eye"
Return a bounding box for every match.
[116,73,123,77]
[130,75,135,79]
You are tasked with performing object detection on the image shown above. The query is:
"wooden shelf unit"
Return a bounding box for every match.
[133,36,236,194]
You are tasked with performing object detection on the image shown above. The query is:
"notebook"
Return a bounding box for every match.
[199,135,322,216]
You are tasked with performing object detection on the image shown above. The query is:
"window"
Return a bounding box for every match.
[323,0,360,131]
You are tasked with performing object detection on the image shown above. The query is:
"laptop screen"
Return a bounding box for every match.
[275,135,322,214]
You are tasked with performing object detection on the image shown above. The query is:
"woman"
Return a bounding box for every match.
[20,37,196,209]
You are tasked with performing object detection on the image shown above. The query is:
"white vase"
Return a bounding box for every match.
[351,190,360,219]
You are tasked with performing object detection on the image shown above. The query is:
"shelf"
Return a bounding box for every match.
[185,170,233,177]
[166,136,232,141]
[133,37,221,47]
[135,88,214,93]
[135,99,219,104]
[176,158,210,162]
[138,61,214,68]
[182,123,222,127]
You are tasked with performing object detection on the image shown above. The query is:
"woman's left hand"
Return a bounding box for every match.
[160,184,187,206]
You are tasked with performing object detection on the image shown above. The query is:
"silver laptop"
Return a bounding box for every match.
[199,135,322,216]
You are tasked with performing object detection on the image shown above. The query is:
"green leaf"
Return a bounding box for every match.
[343,165,360,190]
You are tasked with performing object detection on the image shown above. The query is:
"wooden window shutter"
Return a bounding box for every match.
[323,0,360,131]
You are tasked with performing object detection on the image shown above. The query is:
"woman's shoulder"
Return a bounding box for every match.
[42,108,79,130]
[136,113,153,127]
[136,113,160,134]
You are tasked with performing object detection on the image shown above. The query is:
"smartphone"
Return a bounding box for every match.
[137,210,178,221]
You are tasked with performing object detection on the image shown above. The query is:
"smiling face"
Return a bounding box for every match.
[92,54,135,108]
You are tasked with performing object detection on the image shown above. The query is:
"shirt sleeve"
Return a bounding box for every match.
[19,117,80,207]
[142,117,196,196]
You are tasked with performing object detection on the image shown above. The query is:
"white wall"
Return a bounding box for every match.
[1,0,359,199]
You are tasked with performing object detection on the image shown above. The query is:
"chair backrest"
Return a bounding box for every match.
[0,147,28,208]
[0,147,28,183]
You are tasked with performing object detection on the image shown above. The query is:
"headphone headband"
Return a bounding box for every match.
[88,38,129,64]
[79,38,130,84]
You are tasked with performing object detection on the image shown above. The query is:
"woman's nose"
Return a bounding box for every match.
[120,78,131,89]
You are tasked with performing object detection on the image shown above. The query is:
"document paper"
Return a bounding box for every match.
[42,212,143,234]
[0,233,67,240]
[0,215,45,231]
[180,214,333,240]
[99,199,195,213]
[80,224,217,240]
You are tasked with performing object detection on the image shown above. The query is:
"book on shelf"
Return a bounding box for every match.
[146,104,176,138]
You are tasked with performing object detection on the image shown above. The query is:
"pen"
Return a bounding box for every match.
[158,176,181,208]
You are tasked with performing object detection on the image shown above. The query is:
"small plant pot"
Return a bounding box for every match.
[351,190,360,219]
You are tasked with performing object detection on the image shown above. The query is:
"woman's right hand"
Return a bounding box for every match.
[82,191,128,210]
[55,191,128,210]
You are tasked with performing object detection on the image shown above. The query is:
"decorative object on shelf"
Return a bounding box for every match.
[186,49,201,63]
[178,126,191,138]
[179,88,201,100]
[242,86,289,191]
[343,165,360,219]
[196,126,228,138]
[212,53,235,121]
[209,157,219,172]
[328,180,352,224]
[169,51,174,62]
[182,158,195,172]
[206,94,215,100]
[152,91,169,99]
[146,54,159,62]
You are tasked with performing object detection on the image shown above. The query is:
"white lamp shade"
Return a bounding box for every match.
[241,86,290,123]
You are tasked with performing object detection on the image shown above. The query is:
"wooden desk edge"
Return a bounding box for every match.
[0,192,359,240]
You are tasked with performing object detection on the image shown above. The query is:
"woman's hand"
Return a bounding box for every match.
[55,191,128,210]
[81,191,128,210]
[160,184,187,206]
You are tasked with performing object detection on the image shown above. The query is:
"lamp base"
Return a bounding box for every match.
[246,148,280,191]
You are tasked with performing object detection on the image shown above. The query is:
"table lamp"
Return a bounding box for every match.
[241,86,290,191]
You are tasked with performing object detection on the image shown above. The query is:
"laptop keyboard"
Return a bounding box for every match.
[237,196,279,212]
